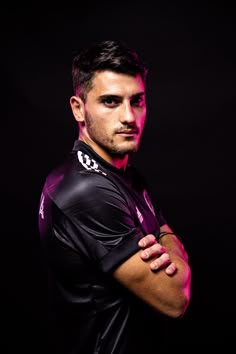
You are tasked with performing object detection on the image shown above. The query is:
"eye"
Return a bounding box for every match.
[131,95,146,107]
[101,96,121,107]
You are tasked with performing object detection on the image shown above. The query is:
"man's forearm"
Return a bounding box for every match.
[137,232,192,316]
[159,233,189,262]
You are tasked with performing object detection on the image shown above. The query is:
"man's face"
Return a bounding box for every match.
[83,70,147,157]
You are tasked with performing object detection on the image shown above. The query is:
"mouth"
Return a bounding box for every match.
[117,129,139,135]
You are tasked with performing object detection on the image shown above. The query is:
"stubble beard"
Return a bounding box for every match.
[85,111,140,157]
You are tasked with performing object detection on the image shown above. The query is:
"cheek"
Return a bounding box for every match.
[139,113,146,129]
[93,115,112,135]
[92,106,110,123]
[97,111,115,129]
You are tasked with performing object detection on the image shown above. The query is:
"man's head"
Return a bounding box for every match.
[70,40,149,167]
[72,40,148,102]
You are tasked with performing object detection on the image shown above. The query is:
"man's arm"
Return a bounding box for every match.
[114,224,191,318]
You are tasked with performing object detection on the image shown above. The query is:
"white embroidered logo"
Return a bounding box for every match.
[39,193,45,220]
[77,151,107,176]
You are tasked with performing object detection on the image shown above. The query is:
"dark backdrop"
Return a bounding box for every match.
[1,2,235,353]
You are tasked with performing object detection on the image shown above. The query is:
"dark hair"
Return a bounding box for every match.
[72,40,148,101]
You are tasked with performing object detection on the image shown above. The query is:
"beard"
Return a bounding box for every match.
[84,110,141,157]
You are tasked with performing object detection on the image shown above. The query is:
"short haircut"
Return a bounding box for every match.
[72,40,148,101]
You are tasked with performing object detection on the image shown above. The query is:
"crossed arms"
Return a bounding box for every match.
[113,224,192,318]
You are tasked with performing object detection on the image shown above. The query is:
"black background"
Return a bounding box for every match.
[1,2,236,353]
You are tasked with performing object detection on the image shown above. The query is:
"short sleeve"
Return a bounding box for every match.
[54,172,145,274]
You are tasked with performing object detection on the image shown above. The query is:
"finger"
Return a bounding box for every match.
[138,234,157,248]
[140,244,166,260]
[150,253,170,271]
[165,262,177,276]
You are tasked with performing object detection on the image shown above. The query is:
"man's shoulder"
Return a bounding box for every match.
[46,160,107,193]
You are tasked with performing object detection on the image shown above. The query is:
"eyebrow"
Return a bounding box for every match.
[98,92,145,101]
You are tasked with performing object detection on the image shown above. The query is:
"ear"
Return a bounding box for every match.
[70,95,85,123]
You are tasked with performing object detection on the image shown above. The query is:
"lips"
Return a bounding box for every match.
[117,129,139,134]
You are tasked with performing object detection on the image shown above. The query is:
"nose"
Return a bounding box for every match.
[120,101,136,124]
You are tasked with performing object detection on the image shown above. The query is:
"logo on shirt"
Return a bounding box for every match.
[143,189,156,216]
[77,151,107,176]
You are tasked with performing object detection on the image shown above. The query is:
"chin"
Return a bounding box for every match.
[117,142,139,155]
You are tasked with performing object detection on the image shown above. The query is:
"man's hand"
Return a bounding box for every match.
[138,234,177,275]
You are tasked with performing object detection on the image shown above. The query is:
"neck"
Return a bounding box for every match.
[78,135,129,171]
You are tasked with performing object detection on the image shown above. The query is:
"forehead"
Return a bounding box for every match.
[90,70,145,97]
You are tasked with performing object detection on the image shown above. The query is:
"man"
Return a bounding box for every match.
[38,40,191,354]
